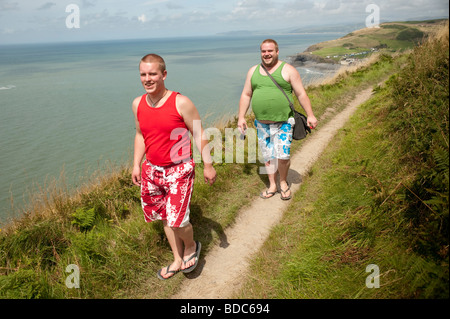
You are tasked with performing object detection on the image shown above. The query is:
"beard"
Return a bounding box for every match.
[261,55,278,68]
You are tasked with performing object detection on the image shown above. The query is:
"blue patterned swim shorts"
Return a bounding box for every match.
[254,118,294,162]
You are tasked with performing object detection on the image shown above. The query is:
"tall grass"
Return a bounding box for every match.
[385,21,449,264]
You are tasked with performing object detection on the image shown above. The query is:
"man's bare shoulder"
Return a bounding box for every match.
[133,95,143,104]
[176,93,194,107]
[132,95,143,113]
[176,93,196,117]
[282,61,298,73]
[249,64,259,73]
[243,64,258,79]
[281,61,302,82]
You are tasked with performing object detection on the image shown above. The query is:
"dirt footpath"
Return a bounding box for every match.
[172,87,375,299]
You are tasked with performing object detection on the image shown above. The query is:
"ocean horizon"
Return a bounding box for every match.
[0,33,344,225]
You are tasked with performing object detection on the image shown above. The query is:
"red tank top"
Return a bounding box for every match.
[137,91,192,166]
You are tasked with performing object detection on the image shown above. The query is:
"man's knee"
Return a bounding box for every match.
[166,221,191,230]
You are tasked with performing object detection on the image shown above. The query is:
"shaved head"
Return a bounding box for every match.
[140,54,166,73]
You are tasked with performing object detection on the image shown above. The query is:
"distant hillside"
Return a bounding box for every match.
[288,23,366,34]
[291,19,448,65]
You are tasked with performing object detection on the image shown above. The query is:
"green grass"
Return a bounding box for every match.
[235,23,449,299]
[0,22,446,299]
[311,20,444,61]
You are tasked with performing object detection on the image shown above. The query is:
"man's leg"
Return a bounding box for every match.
[174,223,197,270]
[160,159,197,276]
[276,121,293,199]
[261,159,278,198]
[278,159,291,198]
[160,221,184,279]
[256,120,278,198]
[160,223,197,278]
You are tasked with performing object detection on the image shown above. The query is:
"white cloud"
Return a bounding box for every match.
[142,0,168,5]
[166,2,184,10]
[323,0,341,11]
[81,0,96,8]
[0,0,19,10]
[37,2,56,10]
[231,0,274,15]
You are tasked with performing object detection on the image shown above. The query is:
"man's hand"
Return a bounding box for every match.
[203,165,216,185]
[237,118,248,135]
[307,115,318,130]
[132,166,141,186]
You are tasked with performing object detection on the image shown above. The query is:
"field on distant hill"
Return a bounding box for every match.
[303,19,447,63]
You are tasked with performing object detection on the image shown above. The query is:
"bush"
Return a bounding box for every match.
[0,269,50,299]
[396,28,425,43]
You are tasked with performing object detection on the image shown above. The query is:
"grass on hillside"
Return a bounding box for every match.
[309,20,446,62]
[0,30,422,299]
[235,22,449,299]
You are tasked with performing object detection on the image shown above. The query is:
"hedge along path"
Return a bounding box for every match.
[172,87,376,299]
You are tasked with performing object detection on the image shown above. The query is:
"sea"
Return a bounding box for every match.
[0,33,344,225]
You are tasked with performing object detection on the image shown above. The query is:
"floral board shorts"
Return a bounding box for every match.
[255,118,294,162]
[140,159,195,228]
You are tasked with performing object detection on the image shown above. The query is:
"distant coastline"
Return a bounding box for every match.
[288,19,448,78]
[288,52,340,75]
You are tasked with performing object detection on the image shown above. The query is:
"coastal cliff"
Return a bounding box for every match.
[289,19,446,67]
[289,52,336,67]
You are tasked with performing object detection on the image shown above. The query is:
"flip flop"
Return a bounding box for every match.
[157,264,180,280]
[280,183,292,201]
[259,190,277,199]
[181,241,201,273]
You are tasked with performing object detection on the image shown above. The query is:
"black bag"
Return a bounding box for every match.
[260,64,311,140]
[292,110,310,140]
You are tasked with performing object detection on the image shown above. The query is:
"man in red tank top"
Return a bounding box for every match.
[132,54,216,280]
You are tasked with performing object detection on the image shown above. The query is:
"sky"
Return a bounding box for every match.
[0,0,448,44]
